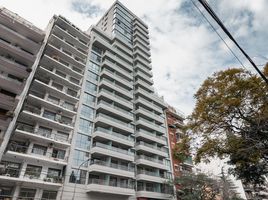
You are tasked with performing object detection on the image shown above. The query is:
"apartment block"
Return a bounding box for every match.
[0,1,174,200]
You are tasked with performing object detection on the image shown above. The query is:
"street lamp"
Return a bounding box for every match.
[71,158,91,200]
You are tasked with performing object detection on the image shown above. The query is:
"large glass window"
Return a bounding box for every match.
[72,150,89,167]
[43,110,56,121]
[90,52,101,63]
[24,165,42,179]
[80,105,94,120]
[85,81,97,94]
[87,71,98,82]
[19,188,36,200]
[69,169,87,184]
[32,144,47,156]
[41,190,57,200]
[88,61,100,73]
[75,133,91,150]
[83,93,95,105]
[78,118,93,134]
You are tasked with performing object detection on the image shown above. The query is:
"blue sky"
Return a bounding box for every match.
[2,0,268,115]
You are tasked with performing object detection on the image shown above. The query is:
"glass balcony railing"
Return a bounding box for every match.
[99,88,132,105]
[97,100,133,117]
[90,159,134,172]
[96,113,134,129]
[136,155,164,164]
[88,178,134,189]
[137,169,168,179]
[101,78,133,94]
[136,141,167,153]
[95,127,134,142]
[92,142,134,156]
[137,117,165,131]
[136,129,166,141]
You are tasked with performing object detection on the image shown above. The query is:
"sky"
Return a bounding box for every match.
[2,0,268,115]
[2,0,267,198]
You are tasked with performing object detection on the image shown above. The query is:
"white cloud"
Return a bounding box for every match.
[2,0,268,115]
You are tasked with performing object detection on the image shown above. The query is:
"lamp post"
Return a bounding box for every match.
[71,158,91,200]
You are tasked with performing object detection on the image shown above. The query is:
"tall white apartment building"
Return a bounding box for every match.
[0,1,174,200]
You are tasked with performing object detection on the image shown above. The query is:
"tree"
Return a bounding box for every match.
[187,66,268,185]
[175,172,221,200]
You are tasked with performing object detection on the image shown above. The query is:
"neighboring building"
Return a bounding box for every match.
[0,1,174,200]
[166,105,193,177]
[0,7,45,145]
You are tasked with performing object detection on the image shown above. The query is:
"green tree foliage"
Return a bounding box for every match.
[175,173,220,200]
[187,66,268,185]
[173,136,191,162]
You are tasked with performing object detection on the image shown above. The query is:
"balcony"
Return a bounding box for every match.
[136,187,173,200]
[134,63,153,77]
[15,123,70,148]
[99,78,133,99]
[91,142,134,162]
[103,51,132,72]
[41,54,83,79]
[136,141,168,158]
[89,159,134,178]
[136,118,166,134]
[5,143,67,166]
[21,105,73,131]
[0,73,23,95]
[135,70,153,85]
[112,40,133,56]
[133,30,150,46]
[53,25,88,52]
[136,155,168,170]
[136,170,169,183]
[93,127,134,147]
[0,168,63,189]
[135,87,167,108]
[136,130,167,146]
[134,41,151,57]
[87,178,135,196]
[98,88,133,110]
[134,49,151,64]
[100,68,133,89]
[135,97,163,114]
[135,79,154,92]
[135,107,164,124]
[96,101,133,122]
[102,59,133,81]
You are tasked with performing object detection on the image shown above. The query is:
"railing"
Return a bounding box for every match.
[137,117,165,131]
[96,113,134,129]
[99,88,132,105]
[0,168,20,177]
[104,51,132,71]
[97,100,133,117]
[24,105,41,115]
[7,143,67,161]
[90,159,134,172]
[136,141,167,152]
[136,129,166,142]
[92,142,134,156]
[95,127,134,142]
[136,155,164,164]
[137,87,165,104]
[100,78,133,94]
[137,185,173,194]
[137,170,167,179]
[137,107,164,120]
[136,97,162,111]
[103,59,133,77]
[88,178,134,189]
[102,68,133,85]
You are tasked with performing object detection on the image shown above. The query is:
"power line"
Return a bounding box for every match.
[197,0,268,85]
[189,0,248,72]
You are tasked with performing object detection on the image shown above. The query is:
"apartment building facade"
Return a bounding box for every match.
[0,1,174,200]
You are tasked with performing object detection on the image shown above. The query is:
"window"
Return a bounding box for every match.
[41,190,57,200]
[92,46,102,55]
[47,95,60,105]
[87,71,98,82]
[51,82,63,91]
[69,169,87,184]
[88,61,100,73]
[52,149,65,160]
[24,165,42,179]
[38,126,52,138]
[19,188,36,200]
[60,115,72,125]
[70,77,80,85]
[0,186,13,198]
[62,102,75,111]
[83,93,95,105]
[85,81,97,94]
[78,118,93,134]
[55,131,69,142]
[90,52,101,63]
[72,150,89,167]
[43,110,56,121]
[0,161,20,177]
[55,70,66,78]
[75,133,90,150]
[32,144,47,156]
[67,88,77,97]
[80,105,94,120]
[47,168,61,178]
